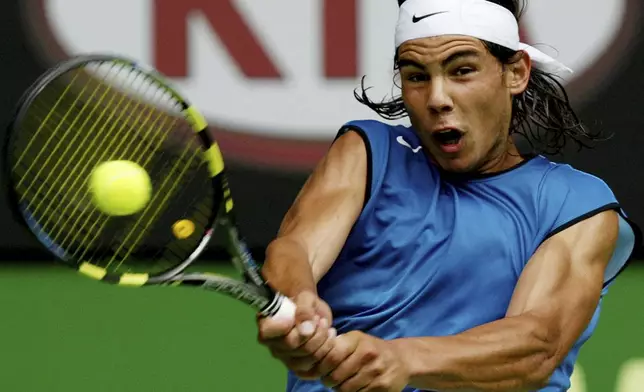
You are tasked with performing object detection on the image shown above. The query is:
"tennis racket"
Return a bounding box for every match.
[4,53,295,321]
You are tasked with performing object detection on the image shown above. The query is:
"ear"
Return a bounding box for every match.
[505,51,531,95]
[398,0,407,6]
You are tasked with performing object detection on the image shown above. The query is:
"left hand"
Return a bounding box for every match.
[257,291,336,378]
[310,331,409,392]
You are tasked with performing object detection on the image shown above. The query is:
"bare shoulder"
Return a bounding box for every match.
[506,210,620,319]
[271,129,369,280]
[538,209,619,272]
[295,129,368,199]
[282,127,369,224]
[320,129,368,173]
[553,209,619,250]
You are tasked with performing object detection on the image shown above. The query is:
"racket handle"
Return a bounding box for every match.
[267,293,296,322]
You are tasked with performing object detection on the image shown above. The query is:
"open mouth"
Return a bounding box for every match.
[433,129,463,146]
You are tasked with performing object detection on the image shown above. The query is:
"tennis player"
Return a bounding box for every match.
[257,0,640,391]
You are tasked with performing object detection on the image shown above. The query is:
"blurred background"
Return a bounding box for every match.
[1,0,643,391]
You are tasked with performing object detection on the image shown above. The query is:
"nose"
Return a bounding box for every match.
[426,79,454,114]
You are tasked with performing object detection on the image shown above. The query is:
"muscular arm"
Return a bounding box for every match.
[391,210,621,392]
[261,130,368,298]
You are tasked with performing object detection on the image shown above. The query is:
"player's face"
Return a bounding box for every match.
[398,35,530,173]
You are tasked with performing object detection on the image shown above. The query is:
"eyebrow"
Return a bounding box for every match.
[397,50,482,70]
[442,50,481,66]
[397,59,426,70]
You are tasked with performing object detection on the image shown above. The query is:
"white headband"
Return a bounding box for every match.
[395,0,573,76]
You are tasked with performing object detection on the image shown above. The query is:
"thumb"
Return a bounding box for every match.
[258,313,294,341]
[294,291,320,337]
[314,298,334,326]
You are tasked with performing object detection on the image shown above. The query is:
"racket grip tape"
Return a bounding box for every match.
[273,295,296,322]
[263,293,296,322]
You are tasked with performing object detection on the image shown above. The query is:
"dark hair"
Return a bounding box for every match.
[357,0,604,155]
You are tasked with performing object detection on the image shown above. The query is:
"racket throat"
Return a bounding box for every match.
[220,222,266,287]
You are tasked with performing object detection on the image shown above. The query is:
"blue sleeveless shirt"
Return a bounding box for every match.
[286,120,638,392]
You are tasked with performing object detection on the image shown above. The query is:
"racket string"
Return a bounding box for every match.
[24,65,148,222]
[49,72,177,252]
[15,62,123,194]
[77,138,196,264]
[144,175,214,266]
[13,102,161,213]
[15,64,127,216]
[12,69,85,171]
[13,61,212,272]
[106,134,204,270]
[73,120,194,265]
[75,123,205,268]
[67,113,179,259]
[59,113,185,258]
[14,62,206,270]
[63,82,208,267]
[22,68,168,250]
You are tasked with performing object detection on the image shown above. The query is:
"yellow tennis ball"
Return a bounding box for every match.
[89,160,152,216]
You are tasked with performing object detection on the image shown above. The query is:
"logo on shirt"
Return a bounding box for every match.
[396,136,423,153]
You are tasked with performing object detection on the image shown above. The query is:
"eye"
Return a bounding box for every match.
[454,67,476,77]
[405,73,429,83]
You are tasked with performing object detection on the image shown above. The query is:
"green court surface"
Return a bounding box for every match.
[0,263,643,392]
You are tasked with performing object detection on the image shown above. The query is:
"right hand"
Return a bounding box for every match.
[257,291,337,379]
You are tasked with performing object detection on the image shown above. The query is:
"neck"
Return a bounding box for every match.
[478,140,524,174]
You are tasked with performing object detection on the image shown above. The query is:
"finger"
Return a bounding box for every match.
[359,376,405,392]
[257,315,295,341]
[333,370,373,392]
[314,333,358,382]
[262,319,314,352]
[298,318,335,356]
[357,364,406,392]
[314,298,334,325]
[287,327,338,377]
[277,317,333,357]
[320,348,367,389]
[294,291,319,323]
[264,315,334,353]
[293,292,325,338]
